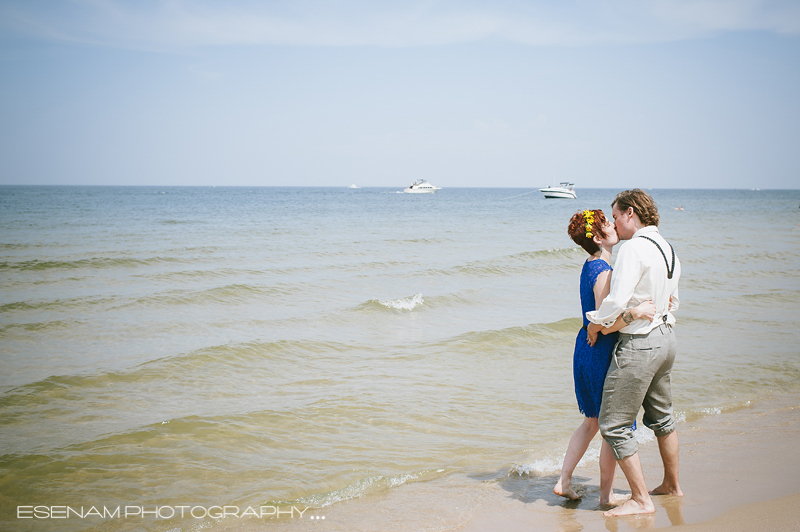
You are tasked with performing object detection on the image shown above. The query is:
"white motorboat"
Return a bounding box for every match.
[348,184,360,188]
[540,182,576,199]
[404,180,441,193]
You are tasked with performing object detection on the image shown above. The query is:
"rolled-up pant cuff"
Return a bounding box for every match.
[646,416,676,438]
[606,435,638,461]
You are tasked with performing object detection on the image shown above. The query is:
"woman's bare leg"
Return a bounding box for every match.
[554,417,599,500]
[599,439,627,505]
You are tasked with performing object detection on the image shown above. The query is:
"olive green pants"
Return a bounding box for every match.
[599,323,677,460]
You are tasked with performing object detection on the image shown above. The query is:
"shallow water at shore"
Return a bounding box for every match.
[1,186,799,531]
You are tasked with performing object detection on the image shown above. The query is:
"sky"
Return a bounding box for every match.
[1,0,799,188]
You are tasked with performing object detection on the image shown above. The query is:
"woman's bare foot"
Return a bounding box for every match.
[600,493,630,506]
[553,479,580,500]
[649,482,683,496]
[602,496,655,517]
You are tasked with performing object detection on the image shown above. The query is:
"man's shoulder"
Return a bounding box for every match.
[618,235,650,253]
[633,226,660,238]
[629,227,671,248]
[637,227,677,251]
[617,228,666,265]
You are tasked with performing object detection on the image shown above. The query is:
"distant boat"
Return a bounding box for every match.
[540,182,576,199]
[404,180,441,194]
[348,184,360,189]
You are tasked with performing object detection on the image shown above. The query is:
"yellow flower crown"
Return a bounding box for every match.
[583,210,594,239]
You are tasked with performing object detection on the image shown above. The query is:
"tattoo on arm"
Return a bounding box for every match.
[622,310,633,325]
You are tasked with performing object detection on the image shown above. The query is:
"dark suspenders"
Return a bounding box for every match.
[638,236,676,279]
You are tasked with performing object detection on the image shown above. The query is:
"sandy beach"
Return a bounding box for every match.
[220,392,800,532]
[453,391,800,532]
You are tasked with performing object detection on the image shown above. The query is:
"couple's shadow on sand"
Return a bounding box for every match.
[470,470,685,530]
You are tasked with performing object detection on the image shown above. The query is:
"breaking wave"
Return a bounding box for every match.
[354,293,425,312]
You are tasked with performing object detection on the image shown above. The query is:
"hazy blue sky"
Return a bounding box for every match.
[1,0,799,188]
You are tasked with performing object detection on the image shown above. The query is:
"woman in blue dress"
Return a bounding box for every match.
[553,209,655,504]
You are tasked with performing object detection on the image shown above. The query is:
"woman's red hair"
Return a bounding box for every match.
[567,210,610,255]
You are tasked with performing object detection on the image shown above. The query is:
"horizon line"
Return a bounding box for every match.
[1,184,796,190]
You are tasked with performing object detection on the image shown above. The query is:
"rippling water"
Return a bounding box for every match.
[1,186,799,531]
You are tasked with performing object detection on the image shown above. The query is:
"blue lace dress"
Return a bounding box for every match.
[573,259,619,418]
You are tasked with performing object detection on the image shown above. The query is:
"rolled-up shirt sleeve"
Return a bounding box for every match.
[586,243,643,328]
[669,285,680,313]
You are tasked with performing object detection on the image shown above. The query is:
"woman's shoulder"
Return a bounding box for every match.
[584,257,612,273]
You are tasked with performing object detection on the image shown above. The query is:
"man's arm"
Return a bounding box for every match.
[669,287,679,313]
[586,301,655,346]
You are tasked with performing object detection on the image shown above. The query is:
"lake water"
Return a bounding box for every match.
[1,186,799,531]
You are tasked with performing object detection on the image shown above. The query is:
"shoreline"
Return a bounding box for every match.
[226,391,800,532]
[458,391,800,531]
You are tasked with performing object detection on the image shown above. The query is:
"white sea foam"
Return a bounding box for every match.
[378,293,424,310]
[676,405,730,423]
[634,424,656,445]
[513,423,658,477]
[511,457,562,475]
[387,473,417,487]
[299,472,422,508]
[513,440,604,476]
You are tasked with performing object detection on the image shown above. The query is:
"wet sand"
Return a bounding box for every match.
[217,392,800,532]
[664,492,800,532]
[456,392,800,532]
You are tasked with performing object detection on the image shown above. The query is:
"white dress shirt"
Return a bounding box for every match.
[586,226,681,334]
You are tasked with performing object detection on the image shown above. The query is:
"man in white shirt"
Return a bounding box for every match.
[586,189,683,517]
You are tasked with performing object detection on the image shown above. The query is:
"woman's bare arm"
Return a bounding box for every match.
[593,269,612,311]
[586,269,656,345]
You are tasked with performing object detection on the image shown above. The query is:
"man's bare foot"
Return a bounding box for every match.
[600,493,630,506]
[553,479,580,500]
[602,497,655,517]
[650,483,683,496]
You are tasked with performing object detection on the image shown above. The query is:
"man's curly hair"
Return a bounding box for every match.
[612,189,659,227]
